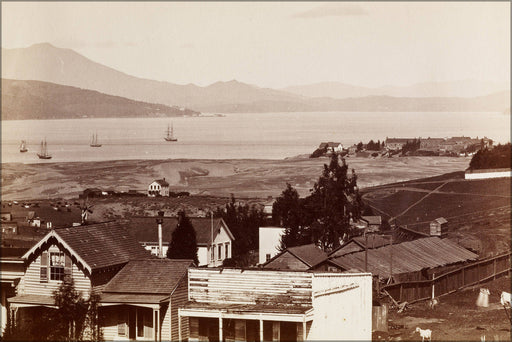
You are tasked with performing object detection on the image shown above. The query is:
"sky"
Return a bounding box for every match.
[1,2,510,89]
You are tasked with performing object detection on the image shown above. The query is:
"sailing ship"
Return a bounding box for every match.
[90,132,102,147]
[37,138,52,159]
[19,140,28,153]
[164,123,178,142]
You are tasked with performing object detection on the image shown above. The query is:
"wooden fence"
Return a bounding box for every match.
[381,252,511,303]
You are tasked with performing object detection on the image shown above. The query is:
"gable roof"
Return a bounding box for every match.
[264,243,327,269]
[22,221,151,273]
[126,216,234,247]
[328,237,478,278]
[152,179,169,187]
[432,217,448,225]
[103,259,193,295]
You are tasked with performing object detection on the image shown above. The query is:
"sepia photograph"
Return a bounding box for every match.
[1,1,510,341]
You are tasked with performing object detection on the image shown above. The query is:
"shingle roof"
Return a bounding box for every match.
[432,217,448,225]
[328,237,478,278]
[103,259,193,295]
[362,216,382,226]
[153,179,169,187]
[287,244,328,267]
[126,216,233,246]
[23,221,151,272]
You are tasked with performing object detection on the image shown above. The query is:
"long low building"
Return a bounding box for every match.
[313,237,478,282]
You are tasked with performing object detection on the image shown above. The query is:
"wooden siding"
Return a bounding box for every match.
[18,244,91,299]
[188,269,312,306]
[171,276,189,341]
[264,251,309,270]
[161,304,171,342]
[101,306,123,341]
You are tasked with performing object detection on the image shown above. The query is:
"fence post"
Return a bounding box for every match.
[493,258,496,280]
[431,273,435,299]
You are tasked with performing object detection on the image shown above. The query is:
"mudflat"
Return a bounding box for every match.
[1,156,471,200]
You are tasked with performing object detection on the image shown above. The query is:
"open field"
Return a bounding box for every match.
[1,156,471,201]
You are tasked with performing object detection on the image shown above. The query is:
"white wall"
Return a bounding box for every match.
[259,227,285,264]
[197,246,208,267]
[308,273,372,341]
[207,224,233,267]
[465,170,511,180]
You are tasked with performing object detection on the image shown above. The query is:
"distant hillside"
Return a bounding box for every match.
[2,43,509,113]
[1,79,199,120]
[283,80,510,99]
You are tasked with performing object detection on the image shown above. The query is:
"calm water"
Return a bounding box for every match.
[2,112,510,164]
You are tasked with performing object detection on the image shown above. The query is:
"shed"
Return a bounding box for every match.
[430,217,448,236]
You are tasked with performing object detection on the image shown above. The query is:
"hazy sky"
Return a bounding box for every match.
[2,2,510,88]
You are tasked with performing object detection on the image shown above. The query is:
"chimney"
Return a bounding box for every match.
[156,211,165,258]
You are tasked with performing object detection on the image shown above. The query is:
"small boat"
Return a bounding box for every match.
[20,140,28,153]
[90,132,102,147]
[164,123,178,142]
[37,138,52,159]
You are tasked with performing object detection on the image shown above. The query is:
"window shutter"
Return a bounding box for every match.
[40,252,48,282]
[64,254,72,280]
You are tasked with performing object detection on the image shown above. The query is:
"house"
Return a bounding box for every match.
[0,248,26,337]
[329,234,391,258]
[313,237,478,282]
[317,142,343,155]
[430,217,448,236]
[178,268,372,341]
[419,138,445,150]
[263,243,327,270]
[100,259,193,341]
[385,138,413,150]
[148,178,170,197]
[258,226,286,264]
[126,216,235,267]
[350,215,382,232]
[7,221,151,336]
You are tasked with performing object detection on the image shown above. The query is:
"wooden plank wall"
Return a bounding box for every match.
[189,269,312,306]
[171,276,189,341]
[19,244,91,298]
[382,252,511,303]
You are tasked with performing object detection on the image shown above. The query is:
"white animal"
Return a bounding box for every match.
[500,291,511,307]
[415,327,432,342]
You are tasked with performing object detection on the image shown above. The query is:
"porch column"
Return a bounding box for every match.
[178,309,182,342]
[302,318,307,341]
[219,312,223,342]
[153,309,159,341]
[259,314,264,342]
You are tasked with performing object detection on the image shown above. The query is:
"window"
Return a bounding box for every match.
[211,245,215,261]
[40,251,48,283]
[225,243,230,259]
[218,244,222,260]
[50,252,65,281]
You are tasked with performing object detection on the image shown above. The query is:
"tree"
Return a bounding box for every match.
[356,141,364,152]
[167,211,199,265]
[216,194,265,266]
[273,184,308,249]
[307,154,362,251]
[52,277,88,341]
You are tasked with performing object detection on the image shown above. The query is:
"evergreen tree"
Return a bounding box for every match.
[167,211,199,265]
[308,154,362,251]
[273,183,307,250]
[52,277,88,341]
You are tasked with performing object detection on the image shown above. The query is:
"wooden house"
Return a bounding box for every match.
[178,268,372,341]
[258,226,286,264]
[263,244,327,270]
[0,248,26,337]
[127,216,235,267]
[7,221,151,333]
[148,179,170,197]
[430,217,448,236]
[385,138,412,150]
[100,259,193,341]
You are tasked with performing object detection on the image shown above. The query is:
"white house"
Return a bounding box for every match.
[258,226,286,264]
[127,216,235,267]
[148,178,170,197]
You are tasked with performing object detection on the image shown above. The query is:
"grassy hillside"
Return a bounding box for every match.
[363,174,511,256]
[1,78,200,120]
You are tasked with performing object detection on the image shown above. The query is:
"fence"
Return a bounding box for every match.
[381,252,511,303]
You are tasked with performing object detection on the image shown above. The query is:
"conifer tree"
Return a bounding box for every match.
[167,211,199,265]
[273,183,307,250]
